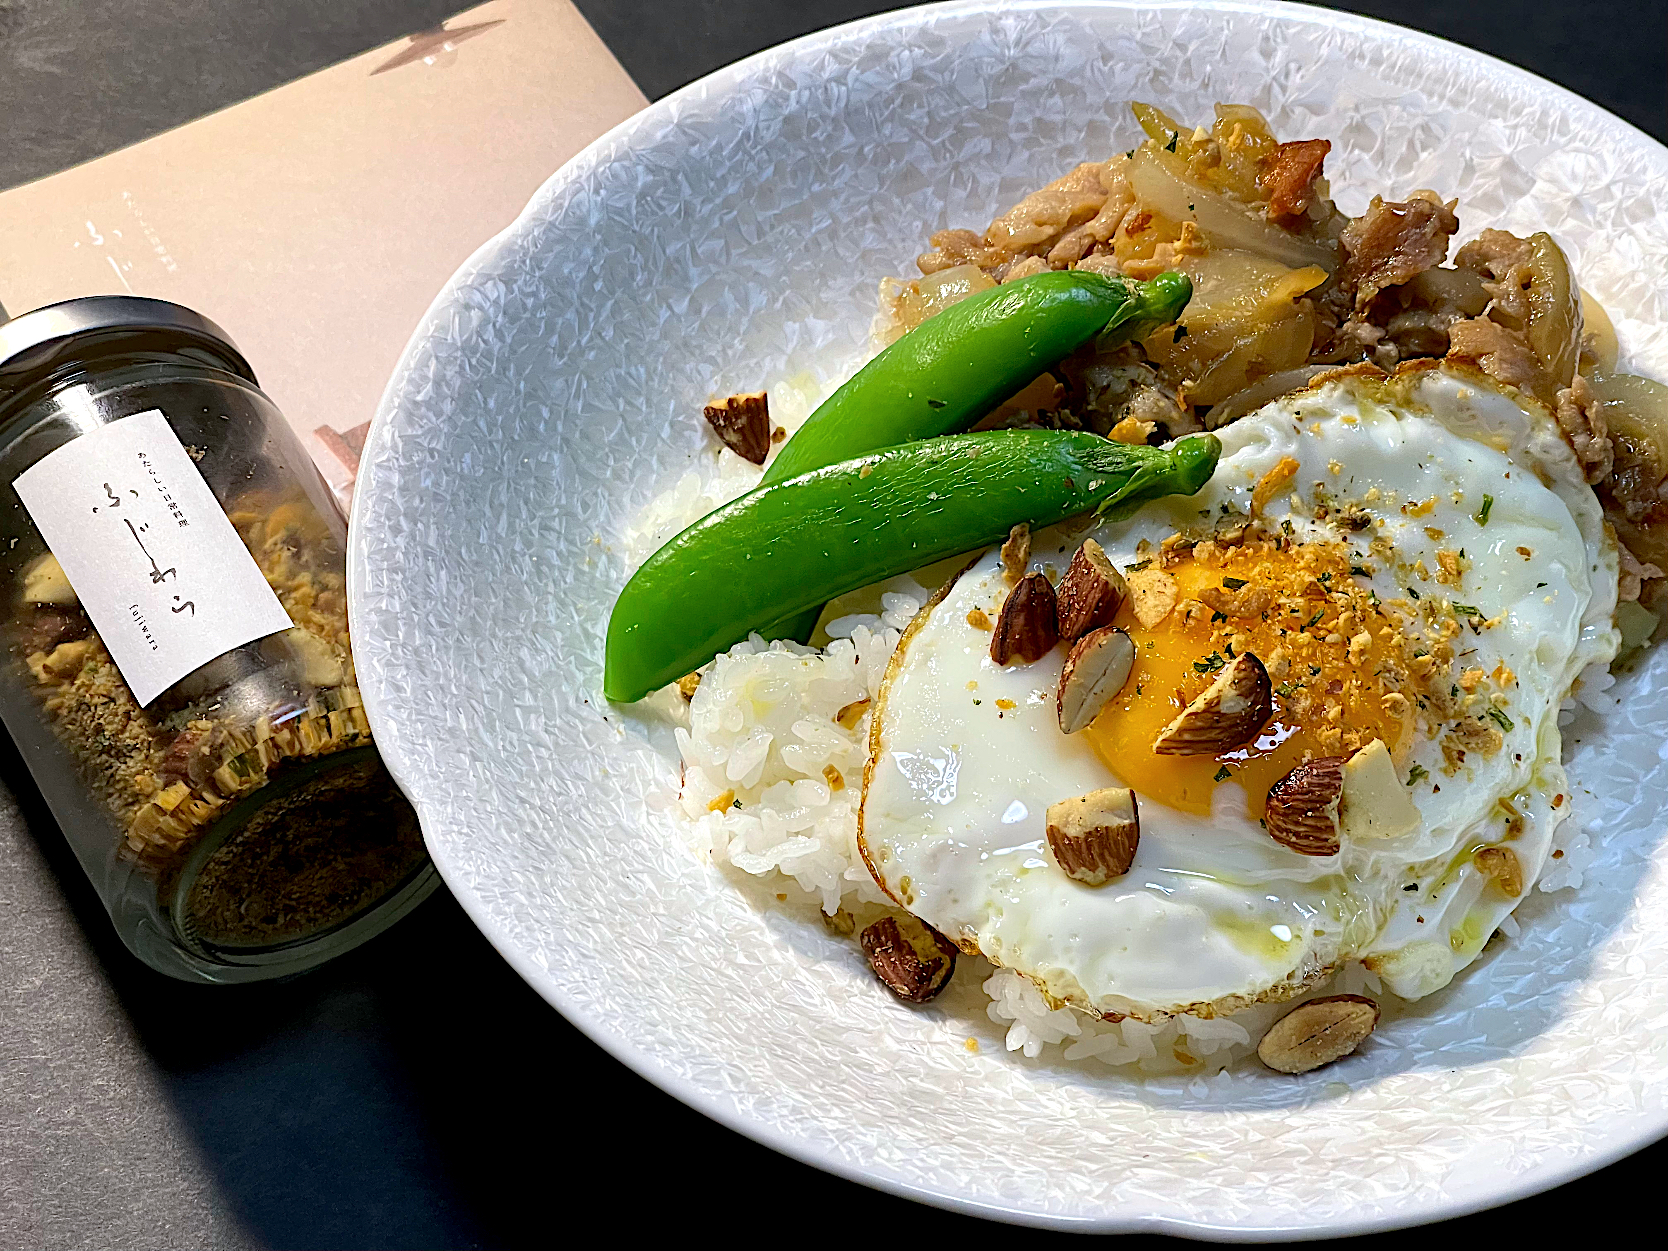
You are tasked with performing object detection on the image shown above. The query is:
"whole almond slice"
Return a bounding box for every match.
[860,913,958,1002]
[990,571,1058,665]
[1264,755,1346,855]
[1057,626,1135,734]
[1055,538,1129,640]
[1256,994,1380,1074]
[1152,652,1272,755]
[1045,787,1139,886]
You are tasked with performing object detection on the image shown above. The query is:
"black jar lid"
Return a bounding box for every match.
[0,296,257,403]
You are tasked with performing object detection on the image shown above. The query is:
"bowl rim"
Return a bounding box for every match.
[350,0,1668,1236]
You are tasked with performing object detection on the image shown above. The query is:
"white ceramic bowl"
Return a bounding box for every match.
[350,1,1668,1236]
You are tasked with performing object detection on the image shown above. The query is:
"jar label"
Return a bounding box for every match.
[13,408,295,705]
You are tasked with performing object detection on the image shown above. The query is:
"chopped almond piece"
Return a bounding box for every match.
[702,391,771,464]
[1056,627,1136,734]
[1056,539,1128,640]
[1126,565,1180,627]
[1153,652,1272,755]
[1045,787,1139,886]
[1257,995,1379,1074]
[860,914,957,1002]
[1339,739,1420,841]
[1199,583,1274,619]
[1264,757,1344,855]
[990,573,1058,664]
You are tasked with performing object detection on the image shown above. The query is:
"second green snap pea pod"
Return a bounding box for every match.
[762,269,1193,486]
[605,429,1220,702]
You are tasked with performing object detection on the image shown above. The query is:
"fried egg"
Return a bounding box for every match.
[859,363,1618,1019]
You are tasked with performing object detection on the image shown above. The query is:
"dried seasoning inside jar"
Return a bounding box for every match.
[10,486,428,948]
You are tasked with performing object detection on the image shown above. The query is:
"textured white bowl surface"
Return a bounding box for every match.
[349,1,1668,1236]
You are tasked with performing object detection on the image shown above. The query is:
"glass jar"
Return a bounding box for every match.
[0,296,436,982]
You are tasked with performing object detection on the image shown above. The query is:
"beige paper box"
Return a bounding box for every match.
[0,0,646,504]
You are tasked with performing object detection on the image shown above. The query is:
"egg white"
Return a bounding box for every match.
[859,364,1618,1018]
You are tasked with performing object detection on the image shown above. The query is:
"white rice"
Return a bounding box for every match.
[672,615,905,914]
[633,379,1600,1075]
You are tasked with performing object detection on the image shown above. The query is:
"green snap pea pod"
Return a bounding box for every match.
[761,269,1193,486]
[605,429,1219,702]
[752,268,1192,644]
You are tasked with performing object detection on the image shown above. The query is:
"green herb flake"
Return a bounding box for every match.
[1305,610,1324,628]
[1173,324,1189,342]
[1407,764,1429,785]
[1408,586,1421,599]
[1487,706,1515,732]
[1165,131,1179,152]
[1222,576,1249,590]
[1126,558,1152,572]
[1194,652,1226,674]
[1474,494,1494,526]
[1213,765,1232,782]
[1453,602,1481,618]
[1350,565,1371,577]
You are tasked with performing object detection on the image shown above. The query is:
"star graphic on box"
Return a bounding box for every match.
[370,19,506,75]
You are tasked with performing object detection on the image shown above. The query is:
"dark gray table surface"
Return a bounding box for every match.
[1,2,1664,1247]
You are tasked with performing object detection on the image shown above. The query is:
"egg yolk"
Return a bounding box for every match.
[1085,539,1413,818]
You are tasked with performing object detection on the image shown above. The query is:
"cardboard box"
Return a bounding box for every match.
[0,0,646,503]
